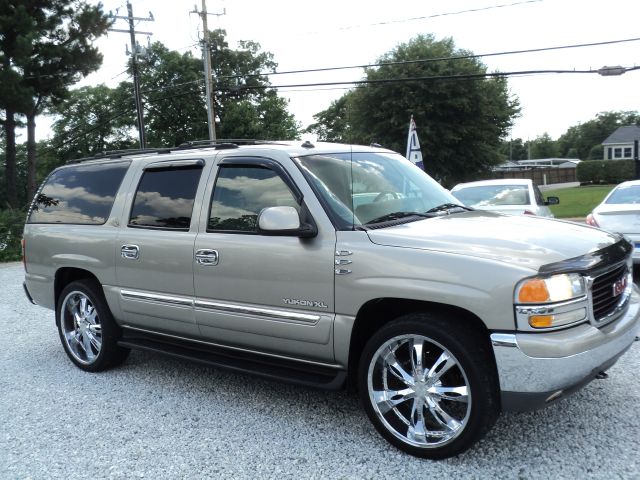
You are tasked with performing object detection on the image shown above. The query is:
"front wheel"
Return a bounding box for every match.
[358,313,499,459]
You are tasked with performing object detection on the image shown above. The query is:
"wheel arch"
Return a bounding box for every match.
[347,297,495,390]
[54,267,102,318]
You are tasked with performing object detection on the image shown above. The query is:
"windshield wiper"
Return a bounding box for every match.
[365,211,434,225]
[426,203,473,214]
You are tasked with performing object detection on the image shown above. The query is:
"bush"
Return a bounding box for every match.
[0,209,26,262]
[577,160,635,184]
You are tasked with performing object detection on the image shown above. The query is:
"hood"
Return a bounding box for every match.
[366,211,620,271]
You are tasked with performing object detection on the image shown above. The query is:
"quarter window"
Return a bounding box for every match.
[208,166,299,232]
[28,161,129,225]
[129,166,203,230]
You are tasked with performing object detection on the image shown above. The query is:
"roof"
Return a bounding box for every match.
[602,126,640,145]
[66,140,394,165]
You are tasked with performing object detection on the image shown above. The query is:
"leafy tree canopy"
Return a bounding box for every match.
[306,34,520,186]
[557,111,640,160]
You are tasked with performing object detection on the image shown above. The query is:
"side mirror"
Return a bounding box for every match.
[257,206,317,238]
[545,196,560,206]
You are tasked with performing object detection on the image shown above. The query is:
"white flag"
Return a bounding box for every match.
[406,115,424,170]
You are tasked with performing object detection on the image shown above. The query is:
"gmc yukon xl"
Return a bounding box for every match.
[22,141,640,458]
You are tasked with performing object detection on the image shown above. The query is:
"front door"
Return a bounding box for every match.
[193,156,336,362]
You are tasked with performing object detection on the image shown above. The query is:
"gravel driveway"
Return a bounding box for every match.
[1,262,639,479]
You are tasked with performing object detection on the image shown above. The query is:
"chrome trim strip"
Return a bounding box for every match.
[120,289,193,307]
[120,325,343,370]
[194,300,321,324]
[490,333,518,348]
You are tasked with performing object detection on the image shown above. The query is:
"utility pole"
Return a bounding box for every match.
[191,1,225,141]
[109,2,154,148]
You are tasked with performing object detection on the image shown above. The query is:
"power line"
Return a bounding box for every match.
[217,66,640,92]
[220,36,640,81]
[304,0,543,34]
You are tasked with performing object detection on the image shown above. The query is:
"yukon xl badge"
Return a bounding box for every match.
[283,298,328,309]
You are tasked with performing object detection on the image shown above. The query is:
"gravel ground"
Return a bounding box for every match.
[1,262,639,479]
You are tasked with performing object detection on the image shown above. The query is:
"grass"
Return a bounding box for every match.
[547,185,614,218]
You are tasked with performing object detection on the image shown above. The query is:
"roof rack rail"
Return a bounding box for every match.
[176,139,286,150]
[66,147,173,164]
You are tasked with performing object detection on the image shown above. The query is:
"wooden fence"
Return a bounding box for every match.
[492,167,577,185]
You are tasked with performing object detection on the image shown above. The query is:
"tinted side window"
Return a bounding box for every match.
[28,162,129,224]
[129,166,203,230]
[209,166,299,232]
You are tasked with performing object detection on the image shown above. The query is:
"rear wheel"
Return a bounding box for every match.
[57,280,129,372]
[358,313,499,459]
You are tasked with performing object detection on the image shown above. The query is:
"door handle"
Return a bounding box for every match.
[195,249,219,266]
[121,244,140,260]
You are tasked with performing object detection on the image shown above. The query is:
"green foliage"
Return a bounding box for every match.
[0,208,25,262]
[137,43,209,147]
[548,186,614,218]
[307,35,520,186]
[49,85,136,159]
[577,160,635,184]
[528,133,559,159]
[498,137,528,161]
[557,111,640,159]
[0,0,111,207]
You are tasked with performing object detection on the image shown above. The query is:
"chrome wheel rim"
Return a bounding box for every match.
[60,291,102,365]
[367,334,471,448]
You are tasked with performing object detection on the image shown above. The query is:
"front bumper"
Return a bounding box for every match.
[491,286,640,411]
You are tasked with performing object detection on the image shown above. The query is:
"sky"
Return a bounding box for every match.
[40,0,640,143]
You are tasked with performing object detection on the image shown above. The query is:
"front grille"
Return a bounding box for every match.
[591,264,628,321]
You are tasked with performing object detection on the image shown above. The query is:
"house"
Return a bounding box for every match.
[602,125,640,160]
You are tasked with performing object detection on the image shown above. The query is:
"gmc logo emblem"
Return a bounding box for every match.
[612,276,628,297]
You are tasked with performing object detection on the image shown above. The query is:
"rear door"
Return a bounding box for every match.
[193,154,336,362]
[115,159,207,337]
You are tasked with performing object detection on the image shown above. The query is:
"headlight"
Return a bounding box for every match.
[515,273,586,304]
[515,273,588,330]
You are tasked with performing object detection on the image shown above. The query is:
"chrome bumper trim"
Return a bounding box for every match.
[491,288,640,396]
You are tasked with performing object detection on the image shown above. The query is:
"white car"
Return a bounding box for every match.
[586,180,640,263]
[450,179,559,218]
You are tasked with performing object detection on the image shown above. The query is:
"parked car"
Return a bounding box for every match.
[586,180,640,263]
[22,141,638,459]
[450,179,559,217]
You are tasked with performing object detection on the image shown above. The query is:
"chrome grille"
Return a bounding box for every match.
[590,264,628,321]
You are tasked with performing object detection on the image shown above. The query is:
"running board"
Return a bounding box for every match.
[118,328,346,390]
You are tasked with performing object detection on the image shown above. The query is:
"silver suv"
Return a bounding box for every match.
[22,141,639,459]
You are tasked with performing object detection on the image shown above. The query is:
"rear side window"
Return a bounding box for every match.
[129,166,203,230]
[28,162,129,224]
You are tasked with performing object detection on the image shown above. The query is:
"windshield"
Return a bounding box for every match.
[293,152,460,228]
[605,184,640,204]
[452,184,530,207]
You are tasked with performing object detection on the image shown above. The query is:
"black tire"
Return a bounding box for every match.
[357,312,499,459]
[56,279,129,372]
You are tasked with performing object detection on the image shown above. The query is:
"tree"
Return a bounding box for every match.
[136,43,209,147]
[306,35,519,186]
[497,137,527,161]
[556,111,640,160]
[209,30,300,139]
[128,32,299,145]
[306,95,353,142]
[49,85,136,160]
[528,133,559,159]
[0,0,111,207]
